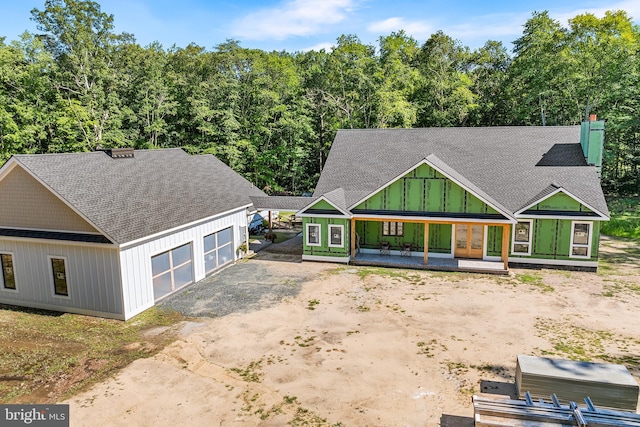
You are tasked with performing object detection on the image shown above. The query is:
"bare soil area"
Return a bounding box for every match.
[64,236,640,426]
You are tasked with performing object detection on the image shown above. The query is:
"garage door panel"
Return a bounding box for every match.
[172,244,192,266]
[151,252,170,276]
[204,226,234,275]
[153,271,172,299]
[205,252,217,273]
[151,242,194,300]
[173,263,193,289]
[218,244,233,266]
[204,234,216,253]
[218,228,233,246]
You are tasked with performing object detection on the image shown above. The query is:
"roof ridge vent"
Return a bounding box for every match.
[104,148,134,159]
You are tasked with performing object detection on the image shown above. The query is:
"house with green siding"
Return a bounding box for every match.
[252,117,609,273]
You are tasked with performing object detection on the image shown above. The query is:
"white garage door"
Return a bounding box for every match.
[152,242,193,300]
[203,227,234,275]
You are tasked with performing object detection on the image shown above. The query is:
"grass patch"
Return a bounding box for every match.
[601,279,640,298]
[515,273,554,292]
[601,197,640,241]
[353,266,422,283]
[0,305,184,403]
[230,359,264,383]
[534,318,640,372]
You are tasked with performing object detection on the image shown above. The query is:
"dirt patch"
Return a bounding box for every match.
[63,236,640,426]
[0,307,184,403]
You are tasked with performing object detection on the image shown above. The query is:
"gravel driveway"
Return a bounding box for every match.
[159,236,311,317]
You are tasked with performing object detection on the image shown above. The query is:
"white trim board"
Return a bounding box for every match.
[508,257,598,268]
[303,254,350,263]
[0,234,118,249]
[359,248,453,258]
[516,214,607,221]
[297,213,351,219]
[0,297,127,320]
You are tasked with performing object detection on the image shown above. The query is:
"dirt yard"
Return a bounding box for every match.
[64,236,640,426]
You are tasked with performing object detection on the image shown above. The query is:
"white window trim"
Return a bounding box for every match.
[328,224,344,248]
[48,255,71,300]
[306,223,322,247]
[570,221,593,259]
[511,220,533,256]
[0,251,18,293]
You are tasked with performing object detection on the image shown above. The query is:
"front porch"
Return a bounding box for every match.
[350,252,508,275]
[350,217,512,274]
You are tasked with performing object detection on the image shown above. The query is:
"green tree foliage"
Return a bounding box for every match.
[0,1,638,195]
[414,31,475,127]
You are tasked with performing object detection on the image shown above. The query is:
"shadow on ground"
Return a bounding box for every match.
[440,414,474,426]
[480,380,517,398]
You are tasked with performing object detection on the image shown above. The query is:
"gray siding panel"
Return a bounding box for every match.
[0,239,122,317]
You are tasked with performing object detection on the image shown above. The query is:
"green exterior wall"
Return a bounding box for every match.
[302,217,350,258]
[302,162,603,267]
[354,164,499,215]
[307,199,340,212]
[509,219,600,262]
[527,192,593,213]
[355,221,452,254]
[486,226,504,257]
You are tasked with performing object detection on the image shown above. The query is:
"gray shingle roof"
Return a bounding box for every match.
[12,148,266,244]
[321,188,349,213]
[314,127,609,217]
[250,196,316,211]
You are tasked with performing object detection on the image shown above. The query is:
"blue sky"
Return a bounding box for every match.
[1,0,639,52]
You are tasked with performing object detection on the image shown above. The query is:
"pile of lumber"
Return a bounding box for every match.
[515,355,639,411]
[474,394,640,426]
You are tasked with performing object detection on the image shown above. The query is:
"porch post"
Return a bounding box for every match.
[423,222,429,265]
[351,217,356,257]
[501,224,510,270]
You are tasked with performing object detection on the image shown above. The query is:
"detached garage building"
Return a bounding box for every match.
[0,148,265,319]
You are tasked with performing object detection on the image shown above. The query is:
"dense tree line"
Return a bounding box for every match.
[1,0,639,195]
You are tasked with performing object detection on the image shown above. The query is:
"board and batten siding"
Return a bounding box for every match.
[0,239,122,318]
[119,208,248,319]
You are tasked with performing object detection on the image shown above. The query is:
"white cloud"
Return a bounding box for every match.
[301,41,336,52]
[367,17,433,39]
[233,0,358,40]
[446,12,531,42]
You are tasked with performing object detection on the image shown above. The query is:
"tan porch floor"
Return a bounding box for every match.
[350,252,508,275]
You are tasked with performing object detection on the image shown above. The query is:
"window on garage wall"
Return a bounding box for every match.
[203,227,234,275]
[152,243,193,300]
[49,256,69,297]
[1,253,16,290]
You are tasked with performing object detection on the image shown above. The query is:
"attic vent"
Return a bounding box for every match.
[105,148,134,158]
